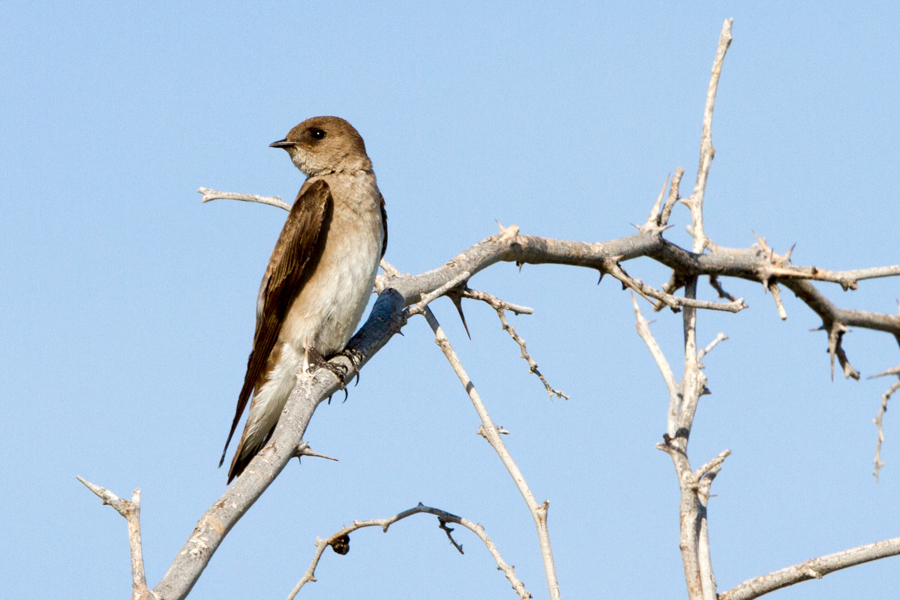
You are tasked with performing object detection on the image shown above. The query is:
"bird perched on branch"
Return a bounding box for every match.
[220,116,387,483]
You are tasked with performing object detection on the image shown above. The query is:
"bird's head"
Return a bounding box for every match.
[270,116,372,176]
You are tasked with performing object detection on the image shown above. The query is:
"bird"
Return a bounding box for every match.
[220,116,387,483]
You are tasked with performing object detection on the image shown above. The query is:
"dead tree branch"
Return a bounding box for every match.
[76,478,154,600]
[718,537,900,600]
[870,366,900,480]
[119,156,899,600]
[423,307,559,600]
[461,288,567,399]
[286,503,531,600]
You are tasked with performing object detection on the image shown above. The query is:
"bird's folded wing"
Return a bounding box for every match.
[219,179,333,465]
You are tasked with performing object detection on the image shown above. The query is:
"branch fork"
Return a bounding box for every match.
[77,477,155,600]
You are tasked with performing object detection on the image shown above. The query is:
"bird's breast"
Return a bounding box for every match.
[278,172,384,358]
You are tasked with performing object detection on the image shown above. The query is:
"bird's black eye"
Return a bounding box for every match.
[310,128,327,140]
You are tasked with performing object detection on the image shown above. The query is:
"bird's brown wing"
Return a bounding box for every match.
[219,179,333,466]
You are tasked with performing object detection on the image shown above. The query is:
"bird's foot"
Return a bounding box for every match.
[336,348,363,386]
[307,347,348,382]
[307,348,364,403]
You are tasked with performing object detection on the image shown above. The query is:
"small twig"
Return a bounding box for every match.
[694,452,729,600]
[825,321,860,381]
[424,308,559,600]
[659,167,685,226]
[747,234,900,291]
[438,519,465,554]
[77,478,154,600]
[462,289,534,316]
[644,174,670,228]
[708,275,736,302]
[604,258,746,313]
[197,187,291,211]
[870,366,900,480]
[694,449,731,481]
[680,19,733,255]
[632,293,682,437]
[768,282,787,320]
[286,503,531,600]
[764,264,900,290]
[697,333,728,361]
[654,271,688,312]
[380,258,402,277]
[295,442,338,462]
[462,288,566,400]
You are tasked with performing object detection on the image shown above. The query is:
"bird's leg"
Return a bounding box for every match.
[306,347,349,389]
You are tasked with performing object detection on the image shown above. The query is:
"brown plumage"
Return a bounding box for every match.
[220,117,387,483]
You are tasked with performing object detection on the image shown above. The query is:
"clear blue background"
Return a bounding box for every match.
[1,2,898,599]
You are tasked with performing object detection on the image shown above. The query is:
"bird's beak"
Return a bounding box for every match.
[269,139,294,148]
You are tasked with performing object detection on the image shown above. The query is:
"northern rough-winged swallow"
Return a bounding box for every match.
[220,116,387,483]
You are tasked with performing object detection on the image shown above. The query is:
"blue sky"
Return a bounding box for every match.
[1,2,898,599]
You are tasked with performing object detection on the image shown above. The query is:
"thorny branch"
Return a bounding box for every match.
[81,18,900,600]
[658,21,735,599]
[286,503,531,600]
[633,17,900,600]
[424,307,560,600]
[871,365,900,480]
[461,287,568,399]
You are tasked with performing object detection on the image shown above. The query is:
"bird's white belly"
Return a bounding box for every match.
[241,199,381,444]
[279,209,381,359]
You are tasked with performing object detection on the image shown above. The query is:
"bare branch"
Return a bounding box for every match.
[197,187,291,211]
[719,537,900,600]
[77,478,154,600]
[423,307,559,600]
[696,452,728,600]
[632,292,681,437]
[286,503,531,600]
[604,258,746,313]
[462,288,565,399]
[694,449,731,481]
[870,367,900,480]
[462,288,534,316]
[825,321,860,381]
[146,290,405,600]
[663,23,736,595]
[768,282,787,320]
[659,167,685,226]
[378,223,900,348]
[764,264,900,290]
[680,19,733,254]
[673,277,709,600]
[698,333,728,361]
[644,174,670,229]
[708,275,737,302]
